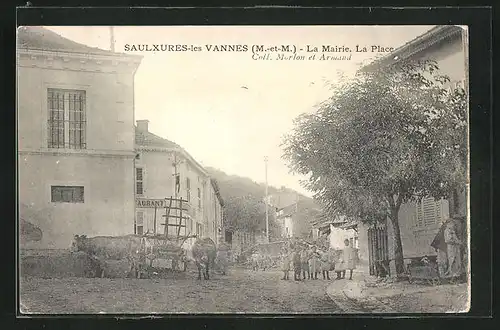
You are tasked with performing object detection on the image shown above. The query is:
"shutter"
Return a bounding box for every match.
[416,197,441,228]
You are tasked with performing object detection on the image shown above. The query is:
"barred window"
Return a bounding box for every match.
[47,89,86,149]
[136,168,144,195]
[51,186,84,203]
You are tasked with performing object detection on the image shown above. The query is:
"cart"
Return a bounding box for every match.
[407,256,441,286]
[140,233,197,277]
[137,196,197,278]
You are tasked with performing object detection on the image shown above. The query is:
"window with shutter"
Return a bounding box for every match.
[136,211,144,235]
[136,168,144,195]
[415,197,443,228]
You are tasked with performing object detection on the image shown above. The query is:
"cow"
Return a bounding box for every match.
[70,234,146,278]
[185,237,217,280]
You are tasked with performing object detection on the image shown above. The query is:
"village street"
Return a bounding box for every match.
[20,267,363,314]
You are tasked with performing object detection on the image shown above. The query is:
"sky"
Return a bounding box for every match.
[46,25,434,197]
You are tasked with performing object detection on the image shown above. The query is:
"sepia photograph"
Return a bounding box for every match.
[17,24,469,314]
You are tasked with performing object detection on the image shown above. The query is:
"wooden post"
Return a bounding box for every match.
[177,199,183,237]
[165,197,173,237]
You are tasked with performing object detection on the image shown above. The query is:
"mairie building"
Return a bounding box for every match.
[17,27,143,249]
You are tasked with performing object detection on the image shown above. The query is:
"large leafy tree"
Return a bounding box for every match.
[282,60,467,275]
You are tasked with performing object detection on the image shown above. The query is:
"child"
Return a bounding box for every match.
[320,248,332,280]
[335,249,345,279]
[251,252,259,271]
[342,239,357,280]
[300,247,310,280]
[281,250,291,280]
[309,247,320,280]
[293,249,302,281]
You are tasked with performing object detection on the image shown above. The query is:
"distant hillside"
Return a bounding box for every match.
[206,167,319,209]
[206,167,322,237]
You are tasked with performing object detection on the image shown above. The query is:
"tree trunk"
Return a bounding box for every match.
[388,208,406,276]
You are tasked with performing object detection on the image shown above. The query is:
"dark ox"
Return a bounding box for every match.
[187,237,217,280]
[71,234,146,278]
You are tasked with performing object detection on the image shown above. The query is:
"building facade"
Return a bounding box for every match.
[276,200,318,239]
[134,120,224,247]
[17,27,142,249]
[359,25,468,274]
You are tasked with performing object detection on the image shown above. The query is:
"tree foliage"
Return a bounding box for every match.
[282,59,467,274]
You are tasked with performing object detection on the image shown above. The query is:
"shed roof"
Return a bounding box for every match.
[135,128,180,149]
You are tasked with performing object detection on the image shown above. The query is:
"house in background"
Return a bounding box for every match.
[134,120,224,248]
[17,27,142,249]
[359,25,468,275]
[276,199,319,239]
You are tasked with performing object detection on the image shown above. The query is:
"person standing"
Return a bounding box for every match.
[431,219,449,278]
[251,252,259,271]
[342,239,357,280]
[309,247,320,280]
[444,219,463,279]
[293,248,302,281]
[216,247,229,275]
[320,247,332,280]
[335,248,345,279]
[281,250,291,280]
[300,247,310,280]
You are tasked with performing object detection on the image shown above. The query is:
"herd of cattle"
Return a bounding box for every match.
[70,234,224,280]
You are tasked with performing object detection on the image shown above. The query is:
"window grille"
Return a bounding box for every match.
[51,186,84,203]
[47,89,86,149]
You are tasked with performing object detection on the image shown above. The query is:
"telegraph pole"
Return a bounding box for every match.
[109,26,115,52]
[264,156,269,243]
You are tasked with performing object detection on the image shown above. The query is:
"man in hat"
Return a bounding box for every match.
[444,218,463,279]
[431,218,449,278]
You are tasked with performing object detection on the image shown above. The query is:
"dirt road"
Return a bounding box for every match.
[20,268,343,314]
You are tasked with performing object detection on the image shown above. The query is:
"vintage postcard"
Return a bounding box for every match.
[17,25,469,314]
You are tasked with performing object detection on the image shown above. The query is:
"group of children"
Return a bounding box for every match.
[281,239,357,281]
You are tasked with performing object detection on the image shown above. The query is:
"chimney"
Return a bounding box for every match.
[136,120,149,133]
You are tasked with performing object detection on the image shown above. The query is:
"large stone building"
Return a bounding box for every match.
[134,120,224,247]
[17,27,142,249]
[359,25,468,275]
